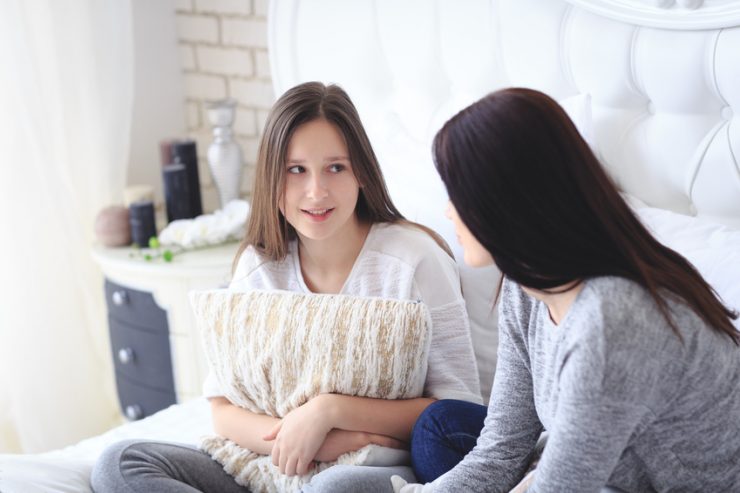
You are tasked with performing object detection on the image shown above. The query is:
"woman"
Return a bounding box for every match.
[396,88,740,492]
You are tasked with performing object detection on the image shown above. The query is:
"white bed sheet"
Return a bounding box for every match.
[0,397,212,493]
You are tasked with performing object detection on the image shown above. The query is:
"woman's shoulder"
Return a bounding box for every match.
[571,276,699,350]
[574,277,650,325]
[579,276,663,325]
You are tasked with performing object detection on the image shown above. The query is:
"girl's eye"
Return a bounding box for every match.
[328,163,345,173]
[287,165,304,174]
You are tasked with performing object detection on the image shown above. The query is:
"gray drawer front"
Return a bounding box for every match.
[104,280,168,333]
[116,373,176,420]
[109,318,176,393]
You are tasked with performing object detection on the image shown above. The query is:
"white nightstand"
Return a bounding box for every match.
[92,242,239,418]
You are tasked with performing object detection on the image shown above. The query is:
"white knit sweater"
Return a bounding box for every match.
[203,222,482,404]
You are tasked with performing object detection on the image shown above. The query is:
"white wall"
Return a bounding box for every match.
[128,0,186,205]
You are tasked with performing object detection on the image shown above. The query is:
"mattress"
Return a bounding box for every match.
[0,397,213,493]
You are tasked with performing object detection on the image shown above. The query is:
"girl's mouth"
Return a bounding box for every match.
[301,208,334,222]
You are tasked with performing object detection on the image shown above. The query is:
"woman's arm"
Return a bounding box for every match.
[434,279,544,492]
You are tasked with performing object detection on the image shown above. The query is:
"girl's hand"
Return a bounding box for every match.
[263,395,333,476]
[313,429,406,462]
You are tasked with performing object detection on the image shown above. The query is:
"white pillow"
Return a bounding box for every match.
[459,264,500,405]
[559,93,596,150]
[634,207,740,329]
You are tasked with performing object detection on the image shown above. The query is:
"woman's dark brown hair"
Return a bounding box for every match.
[433,87,738,344]
[234,81,450,269]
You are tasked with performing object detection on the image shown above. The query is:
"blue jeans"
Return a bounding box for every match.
[410,399,487,483]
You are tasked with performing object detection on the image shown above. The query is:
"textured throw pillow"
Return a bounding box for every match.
[190,289,432,493]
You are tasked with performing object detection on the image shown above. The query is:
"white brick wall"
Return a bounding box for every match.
[195,46,253,76]
[175,0,275,210]
[175,0,194,13]
[254,0,268,17]
[222,18,268,47]
[255,49,271,78]
[177,15,219,43]
[194,0,252,15]
[179,45,196,70]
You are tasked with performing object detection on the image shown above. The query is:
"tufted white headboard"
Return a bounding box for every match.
[270,0,740,229]
[268,0,740,399]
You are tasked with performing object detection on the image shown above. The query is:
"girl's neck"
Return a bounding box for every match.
[297,218,372,294]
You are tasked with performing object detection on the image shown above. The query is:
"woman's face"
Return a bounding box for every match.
[446,202,494,267]
[281,118,361,244]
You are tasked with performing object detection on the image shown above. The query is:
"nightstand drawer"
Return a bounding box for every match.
[116,373,176,420]
[109,318,176,393]
[104,279,168,332]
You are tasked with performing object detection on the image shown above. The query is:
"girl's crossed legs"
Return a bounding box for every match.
[91,439,418,493]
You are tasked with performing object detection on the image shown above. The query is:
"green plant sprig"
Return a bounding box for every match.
[128,236,181,262]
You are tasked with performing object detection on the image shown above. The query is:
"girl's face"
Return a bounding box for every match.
[446,202,494,267]
[281,118,361,244]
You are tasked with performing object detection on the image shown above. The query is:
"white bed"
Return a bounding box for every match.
[2,0,739,491]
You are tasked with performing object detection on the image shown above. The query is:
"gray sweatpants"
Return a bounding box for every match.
[90,440,416,493]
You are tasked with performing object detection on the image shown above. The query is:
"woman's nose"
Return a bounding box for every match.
[445,201,454,219]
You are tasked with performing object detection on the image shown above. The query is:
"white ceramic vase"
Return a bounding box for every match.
[206,98,243,208]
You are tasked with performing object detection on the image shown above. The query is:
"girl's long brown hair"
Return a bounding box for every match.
[433,88,738,344]
[234,81,450,271]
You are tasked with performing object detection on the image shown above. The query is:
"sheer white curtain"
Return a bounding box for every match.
[0,0,133,453]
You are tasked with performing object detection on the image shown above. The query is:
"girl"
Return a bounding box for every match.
[91,82,482,492]
[395,88,740,492]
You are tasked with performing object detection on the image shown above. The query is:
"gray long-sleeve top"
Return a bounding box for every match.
[437,276,740,492]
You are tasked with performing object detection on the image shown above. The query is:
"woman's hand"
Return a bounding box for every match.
[263,395,334,476]
[313,429,406,462]
[390,476,435,493]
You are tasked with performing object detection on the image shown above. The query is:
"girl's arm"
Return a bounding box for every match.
[210,397,279,455]
[211,397,405,463]
[263,393,432,475]
[320,394,435,442]
[268,393,434,444]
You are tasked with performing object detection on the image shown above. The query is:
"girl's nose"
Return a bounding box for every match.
[306,173,328,200]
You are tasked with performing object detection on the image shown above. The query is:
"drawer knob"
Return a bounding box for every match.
[112,290,129,306]
[118,347,135,364]
[125,404,143,420]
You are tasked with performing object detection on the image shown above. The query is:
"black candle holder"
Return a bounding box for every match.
[170,140,203,217]
[162,163,193,223]
[129,200,156,248]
